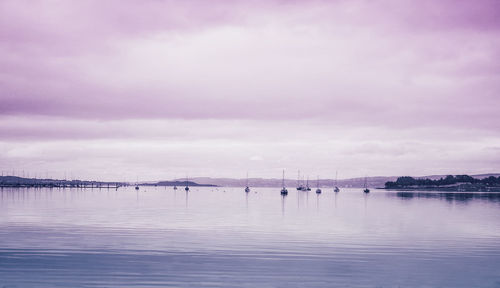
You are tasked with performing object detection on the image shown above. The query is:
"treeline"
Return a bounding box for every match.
[385,175,500,189]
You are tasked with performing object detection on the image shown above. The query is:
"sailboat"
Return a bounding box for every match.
[315,176,322,194]
[173,175,178,190]
[245,172,250,193]
[363,176,370,193]
[185,176,190,192]
[280,170,288,195]
[334,171,340,192]
[296,170,306,191]
[306,177,311,191]
[135,176,139,190]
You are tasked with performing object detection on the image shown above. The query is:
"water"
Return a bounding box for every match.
[1,187,499,287]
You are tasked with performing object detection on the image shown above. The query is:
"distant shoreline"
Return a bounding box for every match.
[0,176,217,188]
[384,175,500,192]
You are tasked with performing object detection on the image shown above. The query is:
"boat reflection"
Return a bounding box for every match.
[389,191,500,203]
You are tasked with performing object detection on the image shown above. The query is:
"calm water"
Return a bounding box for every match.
[1,186,499,287]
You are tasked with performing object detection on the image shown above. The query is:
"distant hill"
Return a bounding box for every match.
[182,176,389,188]
[144,180,216,187]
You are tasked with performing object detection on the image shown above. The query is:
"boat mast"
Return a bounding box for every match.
[297,170,300,187]
[282,169,285,188]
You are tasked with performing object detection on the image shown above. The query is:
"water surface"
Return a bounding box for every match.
[1,187,499,287]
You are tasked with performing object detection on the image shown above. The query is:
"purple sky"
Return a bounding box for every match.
[1,0,500,181]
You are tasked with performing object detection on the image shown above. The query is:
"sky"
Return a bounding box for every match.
[1,0,500,181]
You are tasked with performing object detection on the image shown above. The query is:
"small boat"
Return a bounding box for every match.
[280,169,288,195]
[363,176,370,193]
[135,185,139,190]
[281,187,288,195]
[173,185,177,190]
[315,176,321,194]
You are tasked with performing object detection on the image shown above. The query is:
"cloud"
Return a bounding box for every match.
[250,155,264,161]
[1,0,499,179]
[1,0,499,125]
[1,116,499,180]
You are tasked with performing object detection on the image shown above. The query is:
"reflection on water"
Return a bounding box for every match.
[391,190,500,203]
[281,194,286,216]
[1,187,500,287]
